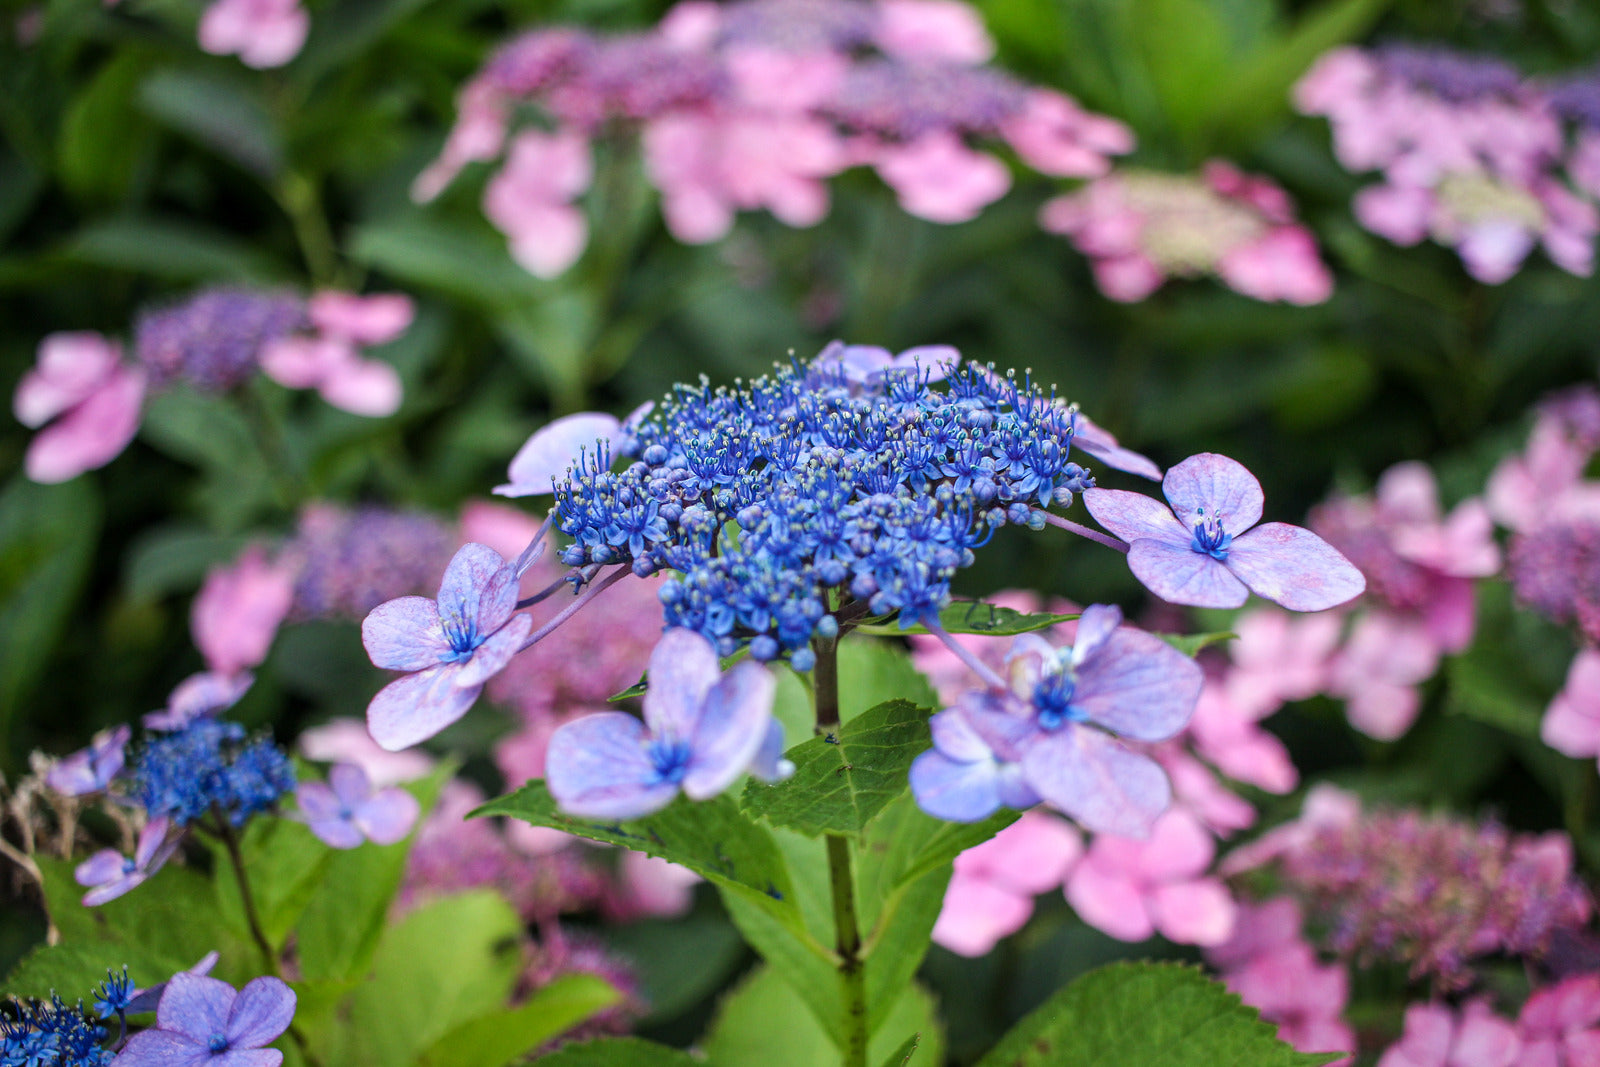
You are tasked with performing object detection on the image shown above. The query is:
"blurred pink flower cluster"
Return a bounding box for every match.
[1309,461,1501,739]
[1296,45,1599,283]
[1377,976,1600,1067]
[415,0,1131,277]
[103,0,308,68]
[1039,161,1333,304]
[13,288,412,484]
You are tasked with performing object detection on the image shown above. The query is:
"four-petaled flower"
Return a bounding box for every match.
[362,543,533,751]
[46,724,131,796]
[75,817,179,906]
[115,972,297,1067]
[1084,453,1365,611]
[295,763,420,849]
[144,671,255,732]
[546,628,786,819]
[910,604,1202,837]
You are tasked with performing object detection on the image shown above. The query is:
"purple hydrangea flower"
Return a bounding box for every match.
[1083,453,1365,611]
[495,402,655,498]
[125,952,221,1015]
[46,724,131,796]
[363,543,534,751]
[143,671,254,732]
[1072,413,1162,481]
[115,972,297,1067]
[75,817,179,906]
[545,628,786,819]
[910,604,1202,837]
[296,763,420,849]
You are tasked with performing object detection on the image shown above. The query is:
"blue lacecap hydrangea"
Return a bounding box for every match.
[550,356,1092,669]
[133,720,295,827]
[0,994,114,1067]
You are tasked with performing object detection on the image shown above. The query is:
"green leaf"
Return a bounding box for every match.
[973,962,1339,1067]
[0,477,100,762]
[603,911,746,1024]
[1445,653,1545,738]
[477,783,807,937]
[855,601,1075,638]
[1158,630,1236,657]
[742,700,931,837]
[1131,0,1232,139]
[703,964,944,1065]
[295,766,449,984]
[123,526,255,602]
[61,216,287,283]
[139,69,283,177]
[292,0,434,82]
[57,51,155,201]
[880,1034,921,1066]
[335,891,524,1067]
[347,216,543,308]
[210,818,333,949]
[533,1038,700,1066]
[414,974,623,1067]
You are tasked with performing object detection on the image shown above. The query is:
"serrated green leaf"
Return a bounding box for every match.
[855,600,1075,638]
[414,973,622,1067]
[139,69,283,177]
[295,766,449,984]
[477,782,809,939]
[742,700,931,837]
[973,961,1339,1067]
[880,1033,920,1066]
[1158,630,1235,657]
[534,1038,700,1066]
[703,964,944,1065]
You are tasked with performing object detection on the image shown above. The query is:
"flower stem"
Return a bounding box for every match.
[925,622,1007,691]
[518,565,630,651]
[812,637,868,1067]
[1041,511,1129,553]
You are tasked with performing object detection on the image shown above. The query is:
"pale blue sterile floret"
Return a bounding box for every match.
[113,973,297,1067]
[545,628,787,819]
[74,817,179,907]
[909,604,1203,837]
[295,763,420,849]
[45,724,131,797]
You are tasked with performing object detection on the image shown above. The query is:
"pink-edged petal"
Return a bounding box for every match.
[909,748,1006,822]
[437,543,518,637]
[683,661,776,799]
[545,712,679,820]
[1150,878,1236,946]
[366,664,481,752]
[1082,487,1189,545]
[1226,523,1366,611]
[225,976,296,1049]
[452,613,533,688]
[1065,857,1154,941]
[642,628,721,740]
[1022,727,1171,838]
[1128,539,1250,609]
[1073,627,1202,741]
[362,597,449,671]
[75,849,126,887]
[353,788,421,845]
[931,875,1033,957]
[158,972,236,1039]
[327,763,372,808]
[1069,603,1122,666]
[495,412,622,497]
[114,1028,211,1067]
[318,357,402,418]
[1162,453,1264,535]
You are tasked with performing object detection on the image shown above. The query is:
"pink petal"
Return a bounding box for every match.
[1092,253,1166,302]
[873,0,994,62]
[1452,1004,1521,1067]
[1225,522,1367,611]
[1065,855,1154,941]
[875,133,1011,224]
[1128,539,1250,609]
[192,547,293,677]
[259,336,344,390]
[932,874,1034,956]
[1150,877,1235,945]
[308,292,414,346]
[1543,651,1600,758]
[1354,183,1433,245]
[366,664,481,751]
[14,332,120,427]
[953,809,1082,894]
[1162,453,1264,536]
[496,412,622,497]
[318,357,402,417]
[502,203,589,279]
[1134,809,1214,881]
[24,365,145,483]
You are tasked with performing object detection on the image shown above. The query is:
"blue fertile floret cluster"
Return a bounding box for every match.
[133,720,296,827]
[551,350,1092,667]
[0,994,113,1067]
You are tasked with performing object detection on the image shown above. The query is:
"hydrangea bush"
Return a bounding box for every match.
[9,0,1600,1064]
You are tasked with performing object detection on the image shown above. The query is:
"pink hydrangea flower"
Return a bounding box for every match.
[482,130,594,277]
[1543,650,1600,764]
[14,332,146,484]
[191,547,295,677]
[1064,808,1236,946]
[872,0,994,63]
[608,851,702,920]
[872,132,1011,224]
[1223,608,1341,718]
[1186,680,1299,794]
[298,717,435,787]
[1487,412,1600,533]
[197,0,309,69]
[1378,1002,1521,1067]
[1325,611,1439,740]
[1518,974,1600,1067]
[932,810,1082,956]
[259,291,411,417]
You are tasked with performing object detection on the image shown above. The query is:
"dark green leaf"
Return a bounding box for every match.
[292,0,434,82]
[1158,631,1235,657]
[880,1033,921,1066]
[534,1038,700,1066]
[57,52,154,202]
[603,911,745,1024]
[855,601,1075,638]
[347,216,543,308]
[973,962,1339,1067]
[61,216,287,282]
[139,69,283,177]
[209,818,333,949]
[123,527,255,603]
[414,974,623,1067]
[741,700,931,837]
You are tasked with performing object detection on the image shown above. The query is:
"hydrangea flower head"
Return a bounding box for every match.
[296,763,421,849]
[362,542,534,750]
[134,721,296,827]
[75,817,178,906]
[115,973,296,1067]
[0,992,113,1066]
[1085,453,1365,611]
[1517,974,1600,1066]
[46,725,132,797]
[289,504,454,621]
[1377,1001,1521,1067]
[197,0,308,69]
[545,628,784,818]
[910,604,1203,836]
